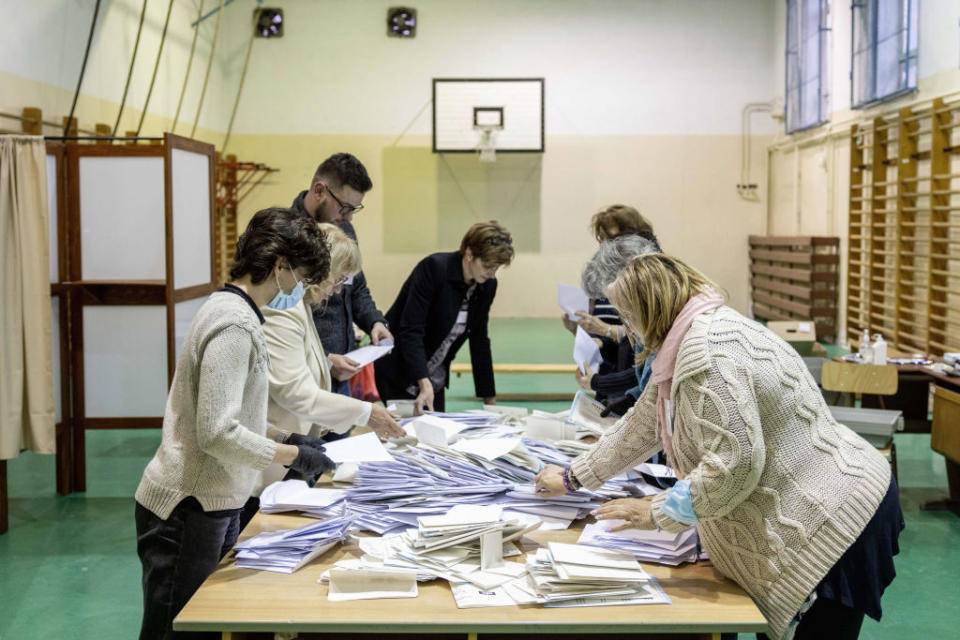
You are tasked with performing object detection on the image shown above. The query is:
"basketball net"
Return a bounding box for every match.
[476,125,499,162]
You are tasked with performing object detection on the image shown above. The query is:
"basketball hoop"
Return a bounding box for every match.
[475,124,500,162]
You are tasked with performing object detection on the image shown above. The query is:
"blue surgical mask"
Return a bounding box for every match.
[267,266,305,310]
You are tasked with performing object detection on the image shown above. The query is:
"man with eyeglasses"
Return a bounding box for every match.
[291,153,393,400]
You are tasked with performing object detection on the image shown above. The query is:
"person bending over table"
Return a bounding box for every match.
[535,253,903,640]
[241,224,405,528]
[574,233,660,415]
[134,208,338,640]
[375,221,514,414]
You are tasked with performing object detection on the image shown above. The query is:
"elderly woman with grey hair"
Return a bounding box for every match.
[574,234,660,417]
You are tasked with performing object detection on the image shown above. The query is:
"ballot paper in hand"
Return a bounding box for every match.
[323,432,395,464]
[574,327,602,375]
[558,283,590,321]
[343,344,393,368]
[567,390,617,438]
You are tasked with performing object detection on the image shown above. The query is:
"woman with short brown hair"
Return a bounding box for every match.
[375,221,514,413]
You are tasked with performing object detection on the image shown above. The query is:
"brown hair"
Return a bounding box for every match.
[607,254,723,360]
[460,221,515,266]
[590,204,654,242]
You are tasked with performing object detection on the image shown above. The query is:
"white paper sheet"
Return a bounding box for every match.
[523,416,576,442]
[410,414,466,446]
[323,432,395,464]
[573,327,602,374]
[558,283,590,321]
[451,437,521,462]
[343,344,393,368]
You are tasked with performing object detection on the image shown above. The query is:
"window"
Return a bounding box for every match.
[851,0,918,108]
[785,0,831,133]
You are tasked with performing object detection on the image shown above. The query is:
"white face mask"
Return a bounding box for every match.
[267,265,305,310]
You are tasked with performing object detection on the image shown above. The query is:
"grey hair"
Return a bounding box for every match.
[581,234,660,298]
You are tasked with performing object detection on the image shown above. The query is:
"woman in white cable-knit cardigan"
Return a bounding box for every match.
[535,254,903,640]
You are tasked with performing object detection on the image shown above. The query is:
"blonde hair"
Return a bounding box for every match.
[607,254,723,360]
[590,204,654,242]
[319,222,361,281]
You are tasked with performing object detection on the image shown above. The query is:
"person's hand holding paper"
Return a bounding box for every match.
[573,327,602,375]
[557,283,589,321]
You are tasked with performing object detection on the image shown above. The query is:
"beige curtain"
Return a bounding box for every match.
[0,135,55,459]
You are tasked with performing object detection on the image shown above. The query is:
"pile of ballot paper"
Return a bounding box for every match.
[259,480,346,518]
[320,504,534,596]
[233,515,353,573]
[577,521,702,566]
[510,541,671,607]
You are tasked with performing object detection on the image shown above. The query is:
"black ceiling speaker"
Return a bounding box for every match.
[255,8,283,38]
[387,7,416,38]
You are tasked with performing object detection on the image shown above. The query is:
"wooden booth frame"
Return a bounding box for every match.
[62,133,216,492]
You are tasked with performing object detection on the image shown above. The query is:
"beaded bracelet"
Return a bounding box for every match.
[562,467,582,492]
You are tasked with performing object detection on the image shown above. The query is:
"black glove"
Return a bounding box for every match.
[287,445,337,476]
[282,432,328,449]
[600,394,634,418]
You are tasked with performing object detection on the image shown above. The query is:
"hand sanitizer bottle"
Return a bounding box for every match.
[859,329,873,363]
[872,333,887,364]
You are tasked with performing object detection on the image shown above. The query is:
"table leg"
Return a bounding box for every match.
[922,458,960,516]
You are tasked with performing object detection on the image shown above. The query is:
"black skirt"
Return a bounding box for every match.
[814,475,905,620]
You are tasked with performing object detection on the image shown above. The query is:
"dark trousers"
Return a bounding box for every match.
[135,498,241,640]
[757,595,865,640]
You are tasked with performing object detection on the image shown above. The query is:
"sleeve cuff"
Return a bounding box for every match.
[570,455,606,491]
[651,489,695,534]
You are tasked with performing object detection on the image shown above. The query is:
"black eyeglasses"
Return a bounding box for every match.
[323,183,364,215]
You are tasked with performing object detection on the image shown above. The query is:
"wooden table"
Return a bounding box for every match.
[175,513,768,639]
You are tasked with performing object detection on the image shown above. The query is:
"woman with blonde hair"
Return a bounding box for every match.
[536,254,903,640]
[240,223,405,526]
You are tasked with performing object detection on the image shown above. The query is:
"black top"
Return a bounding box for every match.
[219,284,265,325]
[291,191,386,354]
[375,251,496,398]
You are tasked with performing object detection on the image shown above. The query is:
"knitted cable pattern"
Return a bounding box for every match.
[572,306,890,640]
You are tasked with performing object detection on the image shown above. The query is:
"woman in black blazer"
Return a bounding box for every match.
[375,221,514,413]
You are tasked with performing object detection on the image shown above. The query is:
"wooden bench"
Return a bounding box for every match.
[450,363,579,402]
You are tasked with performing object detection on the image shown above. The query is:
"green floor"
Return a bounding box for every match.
[2,318,959,639]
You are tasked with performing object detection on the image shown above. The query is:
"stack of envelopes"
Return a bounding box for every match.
[259,480,346,518]
[508,541,670,607]
[233,515,353,573]
[326,504,537,591]
[577,521,701,566]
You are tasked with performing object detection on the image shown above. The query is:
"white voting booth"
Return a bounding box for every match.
[47,134,216,492]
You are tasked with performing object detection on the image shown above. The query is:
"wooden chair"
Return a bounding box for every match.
[923,385,960,516]
[821,362,901,481]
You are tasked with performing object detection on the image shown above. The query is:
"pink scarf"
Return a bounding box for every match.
[649,289,725,468]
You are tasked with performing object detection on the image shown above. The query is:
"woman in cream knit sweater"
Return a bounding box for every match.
[536,254,903,640]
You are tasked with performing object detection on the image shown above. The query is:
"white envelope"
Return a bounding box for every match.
[327,568,419,601]
[558,283,590,321]
[573,327,602,374]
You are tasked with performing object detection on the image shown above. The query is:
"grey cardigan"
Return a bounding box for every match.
[135,292,279,519]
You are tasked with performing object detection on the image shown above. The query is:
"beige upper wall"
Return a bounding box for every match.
[767,0,960,345]
[4,0,780,318]
[0,0,233,138]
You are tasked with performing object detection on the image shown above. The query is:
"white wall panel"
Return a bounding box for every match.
[79,156,165,281]
[171,148,212,289]
[83,306,167,417]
